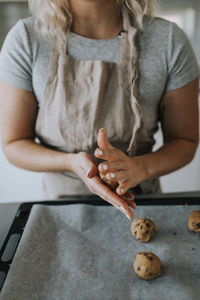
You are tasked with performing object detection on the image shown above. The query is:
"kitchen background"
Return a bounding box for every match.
[0,0,199,202]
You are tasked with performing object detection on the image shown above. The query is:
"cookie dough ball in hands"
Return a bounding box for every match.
[131,218,155,242]
[134,252,162,280]
[188,210,200,232]
[99,171,118,190]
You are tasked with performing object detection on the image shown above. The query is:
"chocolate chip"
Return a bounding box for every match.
[196,223,200,228]
[149,256,153,261]
[146,230,149,234]
[149,272,153,277]
[140,225,143,229]
[137,267,140,271]
[134,231,137,234]
[143,253,148,256]
[146,223,150,228]
[145,268,149,272]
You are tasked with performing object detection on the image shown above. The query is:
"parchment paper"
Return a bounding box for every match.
[1,203,200,300]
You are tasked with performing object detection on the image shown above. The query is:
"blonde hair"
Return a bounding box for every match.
[28,0,157,43]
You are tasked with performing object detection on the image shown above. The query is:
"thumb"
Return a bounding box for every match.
[82,154,98,178]
[97,128,113,150]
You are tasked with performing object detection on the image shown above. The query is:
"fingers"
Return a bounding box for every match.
[86,164,98,178]
[95,128,137,199]
[116,182,130,195]
[121,192,136,210]
[95,147,126,162]
[125,191,135,202]
[97,128,114,150]
[87,166,98,178]
[76,151,136,220]
[98,164,130,194]
[88,176,134,220]
[106,170,128,182]
[97,160,131,194]
[78,152,98,178]
[97,160,128,174]
[122,198,136,210]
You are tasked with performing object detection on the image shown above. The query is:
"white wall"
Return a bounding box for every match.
[153,124,200,193]
[0,143,43,203]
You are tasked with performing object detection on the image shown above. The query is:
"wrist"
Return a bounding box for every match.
[63,153,77,173]
[130,155,151,183]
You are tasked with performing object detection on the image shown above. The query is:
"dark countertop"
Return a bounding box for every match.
[0,203,21,250]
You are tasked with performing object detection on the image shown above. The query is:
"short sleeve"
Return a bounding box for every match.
[0,20,33,91]
[166,22,199,92]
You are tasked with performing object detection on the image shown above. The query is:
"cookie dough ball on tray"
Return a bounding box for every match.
[188,211,200,232]
[134,251,162,280]
[131,218,155,242]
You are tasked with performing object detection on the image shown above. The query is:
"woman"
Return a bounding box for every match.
[0,0,199,220]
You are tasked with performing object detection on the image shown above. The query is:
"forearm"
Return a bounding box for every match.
[3,139,75,172]
[141,138,198,180]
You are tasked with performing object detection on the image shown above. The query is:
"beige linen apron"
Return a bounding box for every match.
[35,10,160,199]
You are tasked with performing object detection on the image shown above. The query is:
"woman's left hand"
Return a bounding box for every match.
[94,128,148,195]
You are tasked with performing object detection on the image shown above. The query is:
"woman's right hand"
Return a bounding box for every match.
[69,151,136,220]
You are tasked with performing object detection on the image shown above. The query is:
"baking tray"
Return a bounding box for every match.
[0,191,200,293]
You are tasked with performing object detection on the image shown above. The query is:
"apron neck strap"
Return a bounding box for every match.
[122,9,131,32]
[60,8,132,54]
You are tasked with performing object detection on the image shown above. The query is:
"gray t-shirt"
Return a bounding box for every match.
[0,16,198,140]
